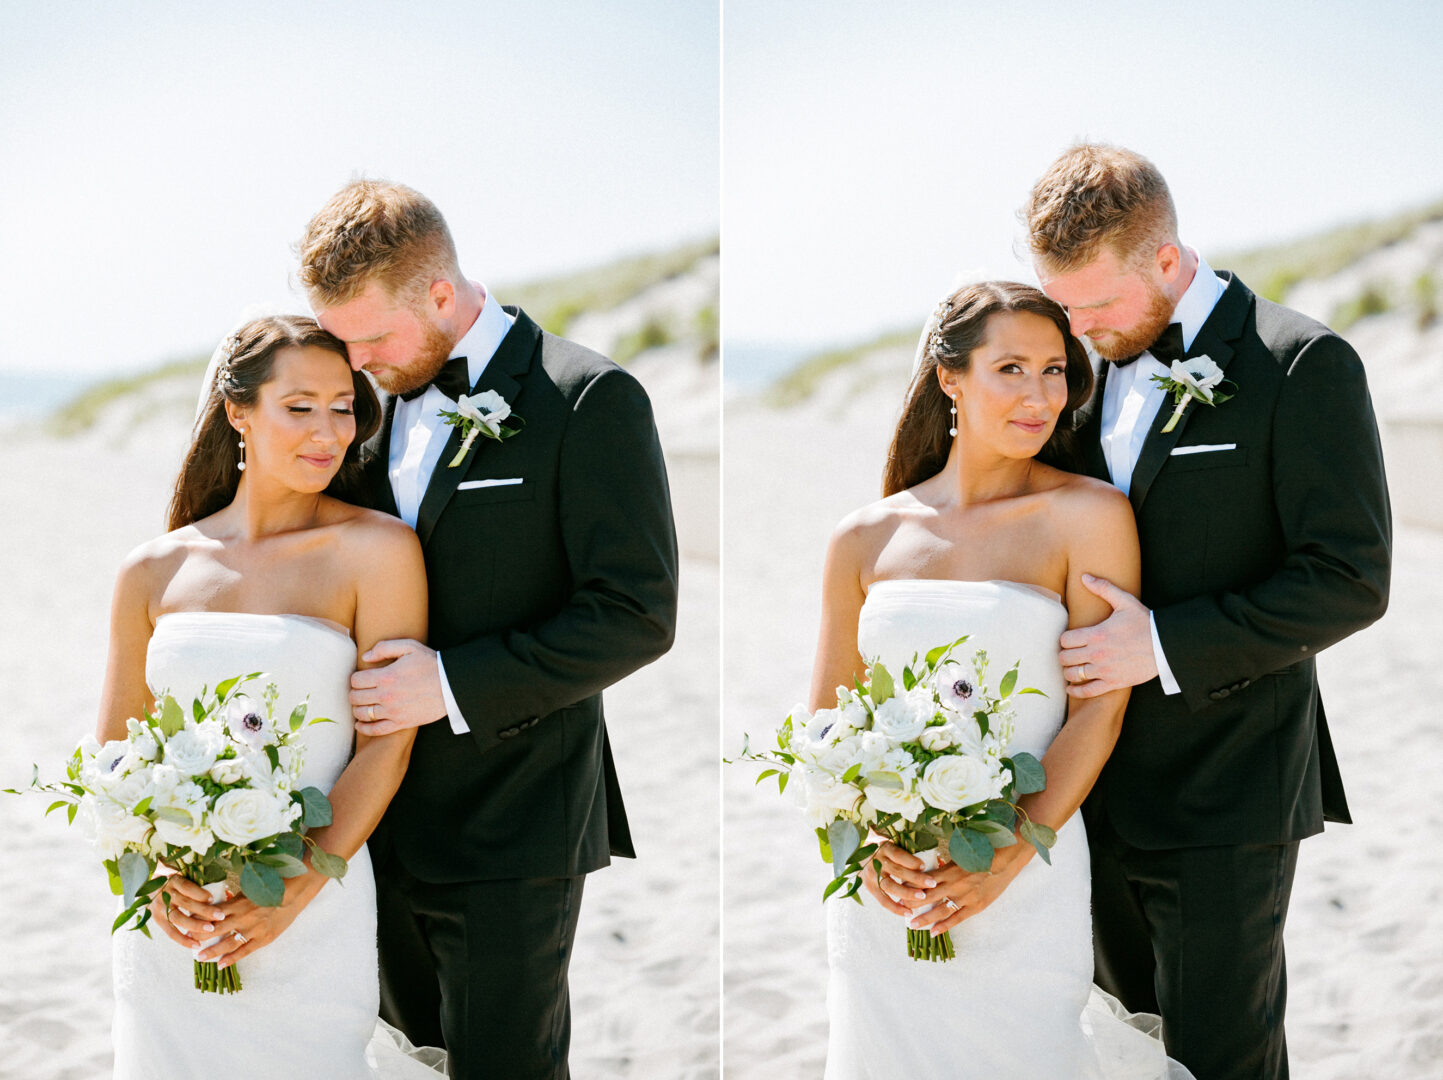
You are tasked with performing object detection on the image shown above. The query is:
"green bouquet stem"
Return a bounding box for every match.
[185,869,243,994]
[906,926,955,962]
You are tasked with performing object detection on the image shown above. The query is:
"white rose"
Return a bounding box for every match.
[831,701,868,743]
[857,731,892,774]
[144,763,183,796]
[871,688,933,744]
[917,755,996,812]
[1170,356,1224,403]
[124,719,160,762]
[210,787,294,847]
[918,723,960,752]
[162,725,223,778]
[147,779,212,853]
[814,733,863,776]
[456,390,511,437]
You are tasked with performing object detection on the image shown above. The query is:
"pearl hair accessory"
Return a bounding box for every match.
[928,297,951,360]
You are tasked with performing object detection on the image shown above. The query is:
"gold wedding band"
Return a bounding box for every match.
[1078,663,1089,682]
[366,705,377,723]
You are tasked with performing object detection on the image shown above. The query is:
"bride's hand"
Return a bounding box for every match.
[147,872,230,949]
[193,871,326,969]
[905,842,1033,937]
[860,841,940,917]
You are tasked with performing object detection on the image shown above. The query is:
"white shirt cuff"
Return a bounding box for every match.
[436,653,470,734]
[1149,612,1182,696]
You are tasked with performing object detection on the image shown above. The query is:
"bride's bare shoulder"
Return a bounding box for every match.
[328,503,423,567]
[828,489,929,562]
[1042,470,1136,543]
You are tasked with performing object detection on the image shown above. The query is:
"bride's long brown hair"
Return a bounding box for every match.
[167,316,381,531]
[882,282,1093,496]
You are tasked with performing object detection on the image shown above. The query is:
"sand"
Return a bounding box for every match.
[721,396,1443,1078]
[0,358,720,1079]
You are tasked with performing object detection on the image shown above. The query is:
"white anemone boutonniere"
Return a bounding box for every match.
[1150,356,1235,433]
[438,390,524,468]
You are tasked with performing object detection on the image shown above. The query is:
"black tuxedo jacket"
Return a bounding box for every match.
[1078,274,1391,849]
[362,308,679,882]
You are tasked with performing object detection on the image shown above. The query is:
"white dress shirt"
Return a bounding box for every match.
[387,285,515,734]
[1098,252,1226,696]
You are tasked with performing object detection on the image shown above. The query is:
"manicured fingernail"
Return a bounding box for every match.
[203,924,214,933]
[914,891,926,899]
[924,878,936,887]
[930,927,942,937]
[1082,573,1095,582]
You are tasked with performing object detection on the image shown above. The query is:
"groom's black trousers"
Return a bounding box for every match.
[1090,824,1299,1080]
[375,861,585,1080]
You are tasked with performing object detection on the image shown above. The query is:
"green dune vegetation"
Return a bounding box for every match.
[47,236,719,436]
[765,197,1443,407]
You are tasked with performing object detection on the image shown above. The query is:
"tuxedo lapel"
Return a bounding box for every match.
[414,308,540,547]
[363,390,401,518]
[1127,274,1251,512]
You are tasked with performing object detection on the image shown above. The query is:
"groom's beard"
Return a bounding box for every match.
[370,320,457,397]
[1089,279,1175,362]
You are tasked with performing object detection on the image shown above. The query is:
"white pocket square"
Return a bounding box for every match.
[458,477,524,489]
[1170,443,1237,456]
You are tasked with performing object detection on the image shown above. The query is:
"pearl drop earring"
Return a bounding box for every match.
[948,397,958,437]
[237,430,247,472]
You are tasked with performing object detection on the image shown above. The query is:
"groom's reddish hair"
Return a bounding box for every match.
[298,179,461,307]
[1023,143,1178,274]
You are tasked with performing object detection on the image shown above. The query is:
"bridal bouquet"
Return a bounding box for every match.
[732,637,1055,961]
[7,673,347,993]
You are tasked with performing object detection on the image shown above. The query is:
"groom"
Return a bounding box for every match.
[1027,145,1391,1079]
[298,180,679,1078]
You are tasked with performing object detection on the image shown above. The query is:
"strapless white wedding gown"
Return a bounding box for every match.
[825,580,1192,1080]
[111,612,444,1080]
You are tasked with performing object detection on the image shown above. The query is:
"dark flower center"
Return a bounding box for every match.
[242,712,264,732]
[952,679,974,699]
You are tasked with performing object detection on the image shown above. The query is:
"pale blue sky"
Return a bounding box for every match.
[0,0,718,375]
[724,0,1443,359]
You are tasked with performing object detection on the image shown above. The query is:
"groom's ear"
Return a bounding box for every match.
[425,277,456,319]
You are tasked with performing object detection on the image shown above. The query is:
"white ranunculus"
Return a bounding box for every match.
[163,725,224,778]
[917,755,996,812]
[871,687,935,744]
[918,723,961,752]
[124,719,160,762]
[210,786,293,847]
[814,733,863,776]
[208,756,246,785]
[456,390,512,437]
[1170,356,1224,403]
[794,765,861,828]
[863,784,926,822]
[223,694,275,749]
[144,763,183,796]
[80,795,154,860]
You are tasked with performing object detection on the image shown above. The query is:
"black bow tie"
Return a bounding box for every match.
[1112,323,1185,368]
[399,356,470,402]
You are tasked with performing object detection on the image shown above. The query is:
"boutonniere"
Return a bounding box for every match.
[438,390,525,468]
[1150,356,1236,433]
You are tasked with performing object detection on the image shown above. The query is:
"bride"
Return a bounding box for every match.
[812,282,1190,1078]
[97,315,443,1078]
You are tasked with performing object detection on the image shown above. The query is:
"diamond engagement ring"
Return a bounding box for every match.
[233,932,248,944]
[944,899,959,912]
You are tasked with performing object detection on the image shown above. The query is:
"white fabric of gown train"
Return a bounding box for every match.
[824,580,1193,1080]
[111,612,444,1080]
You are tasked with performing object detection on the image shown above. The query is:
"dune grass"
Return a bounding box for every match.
[47,356,210,437]
[765,329,918,408]
[1217,197,1443,302]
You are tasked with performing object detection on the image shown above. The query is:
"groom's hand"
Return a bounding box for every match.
[1057,574,1158,698]
[350,639,447,735]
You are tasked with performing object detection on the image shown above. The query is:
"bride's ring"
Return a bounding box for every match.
[944,899,959,912]
[233,931,248,944]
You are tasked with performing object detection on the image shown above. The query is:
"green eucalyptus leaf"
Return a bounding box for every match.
[777,772,788,795]
[869,662,895,706]
[151,807,193,825]
[948,828,994,873]
[754,769,779,785]
[840,763,862,784]
[288,702,308,733]
[297,786,333,828]
[815,827,833,865]
[1008,752,1046,795]
[265,853,310,878]
[827,819,861,879]
[118,851,150,905]
[862,770,903,790]
[999,666,1019,699]
[1019,821,1057,864]
[1016,687,1048,697]
[272,832,305,859]
[310,848,348,880]
[239,860,285,906]
[973,820,1018,848]
[158,695,186,737]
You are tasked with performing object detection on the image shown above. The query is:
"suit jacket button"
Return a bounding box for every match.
[1239,679,1251,689]
[499,728,516,739]
[1210,689,1228,701]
